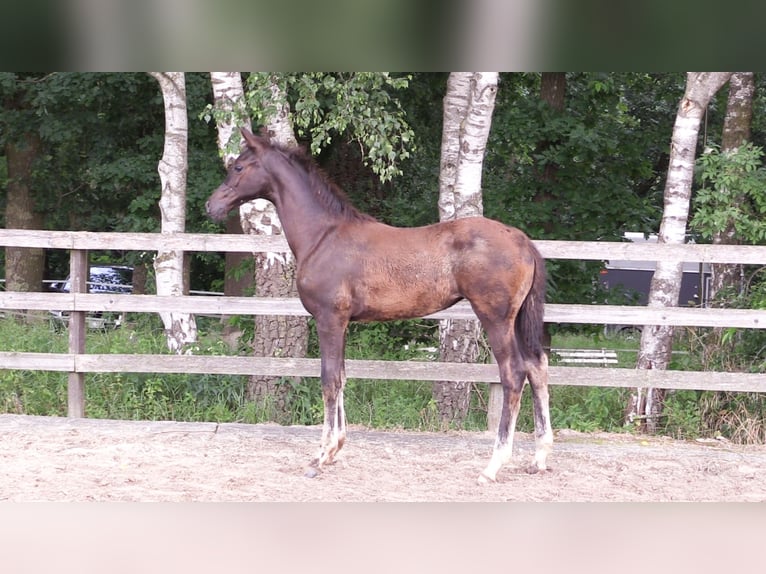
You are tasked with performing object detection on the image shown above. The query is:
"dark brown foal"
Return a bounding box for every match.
[206,128,552,482]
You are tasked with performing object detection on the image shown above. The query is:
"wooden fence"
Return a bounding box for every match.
[1,229,765,423]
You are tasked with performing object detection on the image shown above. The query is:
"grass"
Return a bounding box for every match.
[0,316,762,442]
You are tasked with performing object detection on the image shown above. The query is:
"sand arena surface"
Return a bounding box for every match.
[1,413,765,501]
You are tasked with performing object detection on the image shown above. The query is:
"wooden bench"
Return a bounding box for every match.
[551,348,619,366]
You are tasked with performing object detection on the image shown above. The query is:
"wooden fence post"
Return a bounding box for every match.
[486,352,502,434]
[487,383,502,434]
[67,249,88,418]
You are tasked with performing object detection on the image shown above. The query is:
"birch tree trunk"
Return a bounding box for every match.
[628,72,732,431]
[243,80,308,416]
[149,72,198,354]
[710,72,754,302]
[434,72,498,427]
[209,72,254,339]
[210,72,253,165]
[209,73,309,419]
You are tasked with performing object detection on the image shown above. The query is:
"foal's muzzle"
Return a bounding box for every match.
[206,185,237,221]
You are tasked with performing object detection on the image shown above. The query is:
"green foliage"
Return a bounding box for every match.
[548,387,629,433]
[699,391,766,444]
[472,73,680,304]
[692,142,766,243]
[0,72,224,290]
[660,391,704,440]
[344,320,437,361]
[677,277,766,376]
[244,72,415,182]
[483,73,677,242]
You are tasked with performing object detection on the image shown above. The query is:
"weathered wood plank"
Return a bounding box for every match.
[534,239,766,264]
[1,352,763,393]
[0,230,288,253]
[1,230,765,264]
[546,304,766,329]
[2,292,765,329]
[548,366,766,393]
[0,352,75,371]
[75,356,766,392]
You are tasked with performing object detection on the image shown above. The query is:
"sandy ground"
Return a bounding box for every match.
[1,413,765,501]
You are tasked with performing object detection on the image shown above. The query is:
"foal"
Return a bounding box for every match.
[206,129,553,483]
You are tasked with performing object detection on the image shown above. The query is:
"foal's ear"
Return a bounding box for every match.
[240,127,269,152]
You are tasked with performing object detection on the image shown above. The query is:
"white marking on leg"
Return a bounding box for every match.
[479,408,519,483]
[336,387,347,450]
[528,353,553,472]
[533,430,553,471]
[315,399,338,468]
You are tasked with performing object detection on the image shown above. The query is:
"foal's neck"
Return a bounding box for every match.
[268,157,342,262]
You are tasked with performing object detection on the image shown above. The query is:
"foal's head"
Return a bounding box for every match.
[206,128,280,221]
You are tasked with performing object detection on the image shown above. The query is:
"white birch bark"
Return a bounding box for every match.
[238,78,297,269]
[208,74,297,281]
[209,72,255,332]
[209,73,308,413]
[631,72,732,429]
[149,72,198,354]
[437,72,473,221]
[244,78,308,410]
[210,72,252,168]
[452,72,498,217]
[435,72,499,426]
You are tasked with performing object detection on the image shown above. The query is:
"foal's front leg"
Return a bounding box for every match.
[306,321,348,476]
[316,359,347,467]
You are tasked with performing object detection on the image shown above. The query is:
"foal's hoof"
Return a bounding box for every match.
[304,458,322,478]
[525,463,550,475]
[304,466,320,479]
[477,472,496,485]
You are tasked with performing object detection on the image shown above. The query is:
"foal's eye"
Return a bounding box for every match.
[233,164,243,173]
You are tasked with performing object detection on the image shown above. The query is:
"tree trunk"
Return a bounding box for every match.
[210,73,309,420]
[710,72,754,302]
[628,72,733,431]
[243,80,308,418]
[209,72,255,349]
[535,73,566,346]
[149,72,198,354]
[434,72,498,428]
[535,72,566,218]
[4,132,45,311]
[537,72,567,184]
[540,72,566,110]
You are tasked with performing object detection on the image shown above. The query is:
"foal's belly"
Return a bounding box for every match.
[351,293,463,322]
[349,271,462,322]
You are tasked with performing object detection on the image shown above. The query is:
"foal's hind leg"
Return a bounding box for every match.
[526,352,553,473]
[477,323,526,484]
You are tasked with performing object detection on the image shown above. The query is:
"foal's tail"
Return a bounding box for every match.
[516,243,547,361]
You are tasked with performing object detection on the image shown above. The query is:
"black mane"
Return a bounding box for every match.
[276,142,376,223]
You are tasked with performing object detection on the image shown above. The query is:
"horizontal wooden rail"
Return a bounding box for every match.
[0,230,287,253]
[0,352,763,393]
[1,292,765,329]
[1,230,766,264]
